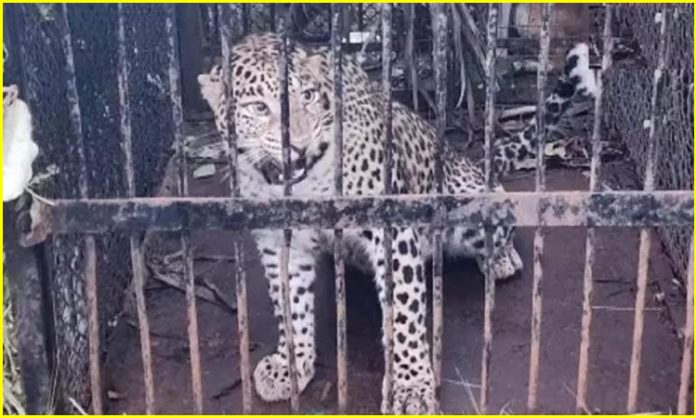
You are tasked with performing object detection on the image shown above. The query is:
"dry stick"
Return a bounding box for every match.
[165,6,203,412]
[330,4,348,413]
[576,6,613,413]
[626,5,669,413]
[449,4,467,109]
[218,4,252,412]
[58,5,103,412]
[480,4,498,414]
[677,237,694,414]
[278,17,300,413]
[527,4,552,412]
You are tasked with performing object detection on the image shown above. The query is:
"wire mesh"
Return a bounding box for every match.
[604,4,693,281]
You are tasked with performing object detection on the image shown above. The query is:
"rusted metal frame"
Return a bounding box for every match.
[380,4,395,413]
[405,4,418,112]
[480,4,498,413]
[527,4,551,412]
[576,6,613,413]
[430,3,447,409]
[218,5,252,413]
[627,5,670,413]
[116,5,155,414]
[278,16,301,413]
[50,190,694,233]
[165,6,204,413]
[57,5,103,413]
[330,4,348,413]
[677,236,694,414]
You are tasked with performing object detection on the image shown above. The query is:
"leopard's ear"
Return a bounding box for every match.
[197,73,212,87]
[298,52,327,81]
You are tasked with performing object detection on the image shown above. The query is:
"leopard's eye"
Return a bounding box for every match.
[245,101,269,115]
[301,88,318,104]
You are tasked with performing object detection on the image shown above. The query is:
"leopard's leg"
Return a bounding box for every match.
[252,229,318,402]
[354,227,436,414]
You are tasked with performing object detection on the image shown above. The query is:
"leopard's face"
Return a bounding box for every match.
[199,33,334,184]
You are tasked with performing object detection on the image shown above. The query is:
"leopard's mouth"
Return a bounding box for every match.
[258,156,307,186]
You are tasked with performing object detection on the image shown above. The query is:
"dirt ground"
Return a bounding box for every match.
[103,129,692,414]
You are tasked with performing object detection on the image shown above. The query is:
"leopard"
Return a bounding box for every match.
[491,43,598,176]
[196,32,595,413]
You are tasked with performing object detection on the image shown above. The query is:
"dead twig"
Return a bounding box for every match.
[211,378,242,400]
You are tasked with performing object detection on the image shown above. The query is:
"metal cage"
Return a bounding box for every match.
[2,3,693,415]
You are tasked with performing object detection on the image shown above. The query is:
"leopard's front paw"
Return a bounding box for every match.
[477,243,523,282]
[381,373,437,415]
[392,376,437,415]
[253,353,314,402]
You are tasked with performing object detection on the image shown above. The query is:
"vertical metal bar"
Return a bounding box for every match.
[358,3,364,32]
[269,4,277,32]
[165,6,204,413]
[480,4,498,413]
[405,4,418,112]
[576,6,613,412]
[430,3,447,410]
[627,5,669,412]
[677,237,694,414]
[57,5,102,413]
[330,4,348,413]
[527,4,552,412]
[116,5,155,414]
[218,5,253,413]
[242,4,250,34]
[380,4,395,413]
[278,15,300,413]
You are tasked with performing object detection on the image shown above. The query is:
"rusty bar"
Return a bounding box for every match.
[627,5,670,413]
[242,4,250,34]
[165,6,203,413]
[430,3,447,409]
[480,4,498,413]
[205,6,217,42]
[218,5,253,413]
[330,4,348,413]
[357,3,364,32]
[405,4,418,111]
[576,5,613,413]
[380,4,395,413]
[219,5,239,196]
[677,236,694,414]
[84,236,101,414]
[57,5,103,413]
[50,190,694,233]
[278,14,301,413]
[482,4,498,191]
[116,5,155,414]
[527,4,552,412]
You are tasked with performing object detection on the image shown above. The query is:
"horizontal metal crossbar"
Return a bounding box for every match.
[49,190,692,233]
